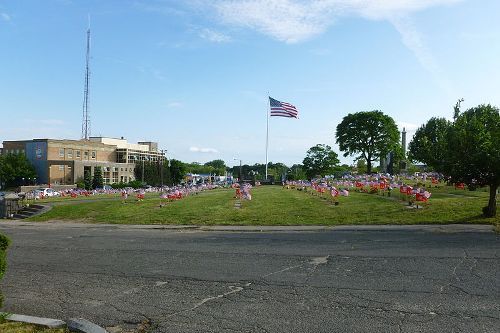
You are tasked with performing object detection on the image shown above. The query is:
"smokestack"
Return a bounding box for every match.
[402,127,407,157]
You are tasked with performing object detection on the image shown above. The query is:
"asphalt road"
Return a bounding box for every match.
[0,223,498,333]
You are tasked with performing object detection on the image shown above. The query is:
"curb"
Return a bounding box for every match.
[1,313,108,333]
[67,318,108,333]
[0,221,495,233]
[3,313,65,328]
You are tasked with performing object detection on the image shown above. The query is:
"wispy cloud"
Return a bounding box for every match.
[167,101,183,108]
[199,28,231,43]
[390,16,453,95]
[0,12,11,21]
[137,65,167,81]
[190,146,219,153]
[213,0,461,43]
[212,0,460,93]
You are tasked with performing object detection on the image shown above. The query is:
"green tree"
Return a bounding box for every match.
[0,153,36,188]
[302,144,340,179]
[169,159,186,185]
[83,170,92,190]
[408,117,452,172]
[356,159,367,174]
[133,161,170,186]
[336,111,400,174]
[92,166,104,189]
[204,159,227,175]
[443,104,499,217]
[287,164,307,180]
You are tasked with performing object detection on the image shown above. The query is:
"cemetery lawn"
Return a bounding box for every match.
[29,186,499,226]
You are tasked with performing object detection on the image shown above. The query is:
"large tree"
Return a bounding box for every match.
[443,104,499,217]
[0,153,36,188]
[408,117,452,172]
[336,111,400,173]
[83,169,92,190]
[92,166,104,189]
[302,144,340,179]
[169,159,186,185]
[204,159,227,175]
[134,161,171,186]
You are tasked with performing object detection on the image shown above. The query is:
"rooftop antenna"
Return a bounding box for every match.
[81,15,91,140]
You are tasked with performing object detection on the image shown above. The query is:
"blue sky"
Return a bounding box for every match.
[1,0,499,168]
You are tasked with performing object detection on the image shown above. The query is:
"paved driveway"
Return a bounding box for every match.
[0,223,498,332]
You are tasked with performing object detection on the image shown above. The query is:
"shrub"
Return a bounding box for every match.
[0,233,11,307]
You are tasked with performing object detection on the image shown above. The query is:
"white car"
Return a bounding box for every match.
[38,188,60,198]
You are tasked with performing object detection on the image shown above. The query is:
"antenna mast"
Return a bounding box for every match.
[81,18,91,140]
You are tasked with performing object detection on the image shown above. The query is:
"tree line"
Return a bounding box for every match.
[302,103,498,218]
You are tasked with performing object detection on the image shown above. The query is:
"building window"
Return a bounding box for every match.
[84,151,89,159]
[59,148,64,158]
[91,151,96,159]
[67,149,73,158]
[76,150,81,158]
[59,165,64,171]
[112,171,119,183]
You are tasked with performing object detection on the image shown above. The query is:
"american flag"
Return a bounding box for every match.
[269,97,298,118]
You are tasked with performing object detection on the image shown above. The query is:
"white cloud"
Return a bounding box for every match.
[212,0,460,92]
[390,16,453,95]
[0,12,11,21]
[214,0,331,43]
[199,28,231,43]
[167,101,183,108]
[214,0,461,43]
[190,146,219,153]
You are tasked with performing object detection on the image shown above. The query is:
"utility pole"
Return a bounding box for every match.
[233,158,242,184]
[160,150,164,187]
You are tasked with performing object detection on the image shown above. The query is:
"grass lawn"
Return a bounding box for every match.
[0,321,67,333]
[28,185,499,226]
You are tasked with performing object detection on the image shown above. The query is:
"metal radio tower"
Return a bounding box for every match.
[81,22,91,140]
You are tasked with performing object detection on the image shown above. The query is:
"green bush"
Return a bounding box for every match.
[127,180,143,189]
[0,232,10,307]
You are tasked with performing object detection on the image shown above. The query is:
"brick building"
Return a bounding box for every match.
[1,137,165,186]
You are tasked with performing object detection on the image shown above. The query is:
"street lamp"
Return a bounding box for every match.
[233,158,242,184]
[159,149,165,187]
[168,159,172,186]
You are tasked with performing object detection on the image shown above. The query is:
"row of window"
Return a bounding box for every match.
[3,149,25,155]
[59,148,96,159]
[52,165,133,174]
[102,167,134,172]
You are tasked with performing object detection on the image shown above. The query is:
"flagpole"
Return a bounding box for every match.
[265,94,270,180]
